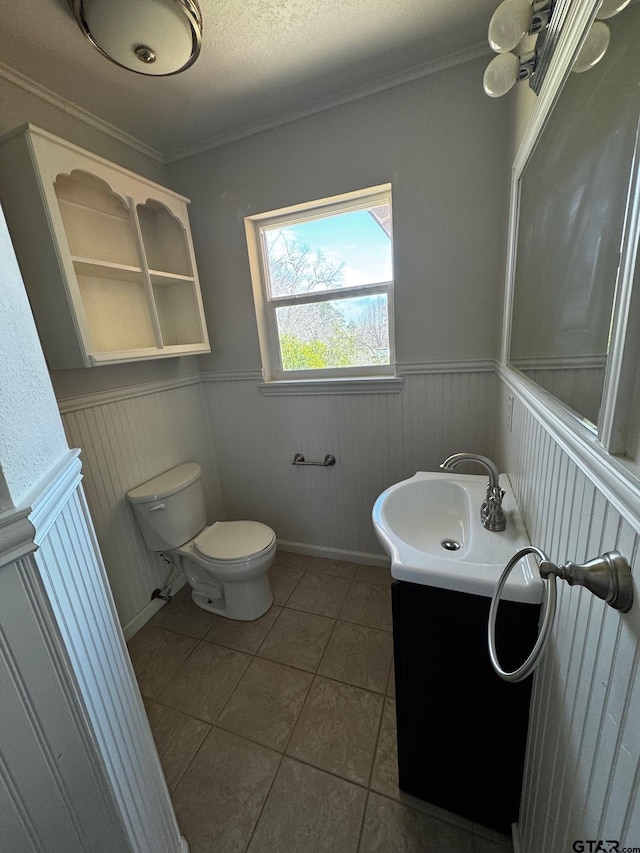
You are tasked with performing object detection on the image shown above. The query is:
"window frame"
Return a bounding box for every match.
[245,184,395,382]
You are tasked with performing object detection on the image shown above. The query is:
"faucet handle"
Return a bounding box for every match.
[481,488,506,532]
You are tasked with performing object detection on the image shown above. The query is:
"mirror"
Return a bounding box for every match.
[507,3,640,429]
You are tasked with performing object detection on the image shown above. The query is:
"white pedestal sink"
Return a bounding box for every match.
[372,471,543,603]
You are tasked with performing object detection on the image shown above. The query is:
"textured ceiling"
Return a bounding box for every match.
[0,0,495,159]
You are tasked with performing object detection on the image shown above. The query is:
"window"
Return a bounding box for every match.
[245,185,394,382]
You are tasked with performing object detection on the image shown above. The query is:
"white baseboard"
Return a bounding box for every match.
[123,543,389,639]
[122,574,188,640]
[276,539,389,568]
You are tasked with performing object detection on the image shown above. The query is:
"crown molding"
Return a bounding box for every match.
[0,61,164,162]
[164,41,490,162]
[0,39,489,166]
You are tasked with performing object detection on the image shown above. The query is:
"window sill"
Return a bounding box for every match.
[257,375,404,396]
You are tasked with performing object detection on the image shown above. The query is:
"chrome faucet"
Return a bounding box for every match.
[440,452,506,532]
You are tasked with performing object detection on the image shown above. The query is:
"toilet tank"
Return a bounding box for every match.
[126,463,207,551]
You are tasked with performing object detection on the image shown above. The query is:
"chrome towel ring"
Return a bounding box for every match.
[488,547,633,683]
[488,547,557,682]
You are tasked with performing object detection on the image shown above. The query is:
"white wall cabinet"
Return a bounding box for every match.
[0,125,210,368]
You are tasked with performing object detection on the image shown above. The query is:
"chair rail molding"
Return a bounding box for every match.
[0,507,36,568]
[498,363,640,535]
[56,374,201,414]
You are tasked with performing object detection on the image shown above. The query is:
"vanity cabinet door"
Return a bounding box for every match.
[391,580,539,833]
[0,124,210,368]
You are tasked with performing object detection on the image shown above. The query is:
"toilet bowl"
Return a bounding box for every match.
[126,463,275,621]
[177,521,276,620]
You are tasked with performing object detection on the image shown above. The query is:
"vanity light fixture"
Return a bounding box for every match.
[483,0,554,97]
[69,0,203,76]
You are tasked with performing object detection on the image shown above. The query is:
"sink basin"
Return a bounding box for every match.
[372,472,543,603]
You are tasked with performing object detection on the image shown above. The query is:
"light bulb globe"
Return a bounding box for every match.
[573,21,610,72]
[488,0,534,52]
[483,52,521,97]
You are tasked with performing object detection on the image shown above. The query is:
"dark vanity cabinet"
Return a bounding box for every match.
[391,579,541,833]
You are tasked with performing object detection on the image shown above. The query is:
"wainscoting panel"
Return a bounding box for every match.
[31,454,184,853]
[202,370,498,558]
[0,508,128,853]
[499,384,640,853]
[59,379,223,630]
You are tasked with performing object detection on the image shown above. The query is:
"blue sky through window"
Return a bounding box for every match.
[269,208,392,288]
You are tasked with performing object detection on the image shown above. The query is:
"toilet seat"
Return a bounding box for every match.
[193,521,275,562]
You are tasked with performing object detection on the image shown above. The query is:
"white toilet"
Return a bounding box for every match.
[127,463,275,620]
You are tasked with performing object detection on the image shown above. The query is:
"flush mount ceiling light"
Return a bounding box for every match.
[70,0,203,76]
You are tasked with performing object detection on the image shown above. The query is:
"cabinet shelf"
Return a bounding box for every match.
[148,270,196,282]
[0,124,210,368]
[72,258,144,278]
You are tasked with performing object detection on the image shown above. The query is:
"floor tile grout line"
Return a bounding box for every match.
[308,670,391,700]
[364,689,387,792]
[278,669,316,756]
[144,632,203,702]
[240,751,285,853]
[200,607,284,654]
[265,751,371,793]
[147,695,216,729]
[207,650,253,728]
[282,582,393,633]
[315,614,342,677]
[162,717,211,798]
[275,564,308,607]
[356,789,372,853]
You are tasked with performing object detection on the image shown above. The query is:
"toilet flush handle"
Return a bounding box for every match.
[148,503,165,511]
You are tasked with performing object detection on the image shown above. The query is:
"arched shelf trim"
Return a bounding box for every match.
[54,169,131,217]
[137,197,193,278]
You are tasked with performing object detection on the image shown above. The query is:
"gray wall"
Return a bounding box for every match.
[169,56,511,373]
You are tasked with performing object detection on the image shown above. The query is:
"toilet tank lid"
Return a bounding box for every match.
[126,463,201,504]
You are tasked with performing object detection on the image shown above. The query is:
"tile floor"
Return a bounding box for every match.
[127,551,514,853]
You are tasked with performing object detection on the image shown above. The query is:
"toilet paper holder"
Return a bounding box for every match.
[292,452,336,467]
